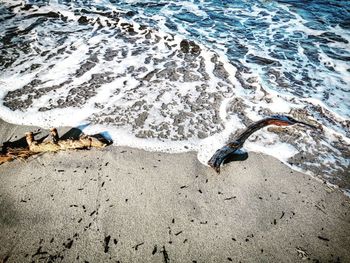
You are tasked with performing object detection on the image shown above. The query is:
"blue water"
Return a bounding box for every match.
[110,0,350,115]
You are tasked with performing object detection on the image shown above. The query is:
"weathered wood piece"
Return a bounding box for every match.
[0,128,108,164]
[208,115,318,173]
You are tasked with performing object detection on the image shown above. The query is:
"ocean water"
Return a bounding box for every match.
[0,0,349,190]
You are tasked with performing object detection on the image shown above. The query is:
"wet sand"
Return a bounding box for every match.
[0,119,350,262]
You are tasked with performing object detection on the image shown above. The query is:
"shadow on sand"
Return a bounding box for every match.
[222,149,249,165]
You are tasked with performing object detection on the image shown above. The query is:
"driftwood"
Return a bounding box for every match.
[0,148,36,164]
[0,128,108,164]
[208,115,318,173]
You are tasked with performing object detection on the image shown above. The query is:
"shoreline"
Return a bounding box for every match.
[0,117,348,195]
[1,119,350,262]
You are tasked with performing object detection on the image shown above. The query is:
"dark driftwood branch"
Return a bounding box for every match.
[50,128,59,143]
[208,115,318,173]
[0,128,108,164]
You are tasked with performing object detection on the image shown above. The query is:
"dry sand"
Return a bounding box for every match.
[0,119,350,262]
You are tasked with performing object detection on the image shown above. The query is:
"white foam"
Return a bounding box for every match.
[179,1,208,18]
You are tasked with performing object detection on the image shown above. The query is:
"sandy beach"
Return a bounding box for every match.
[0,119,350,262]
